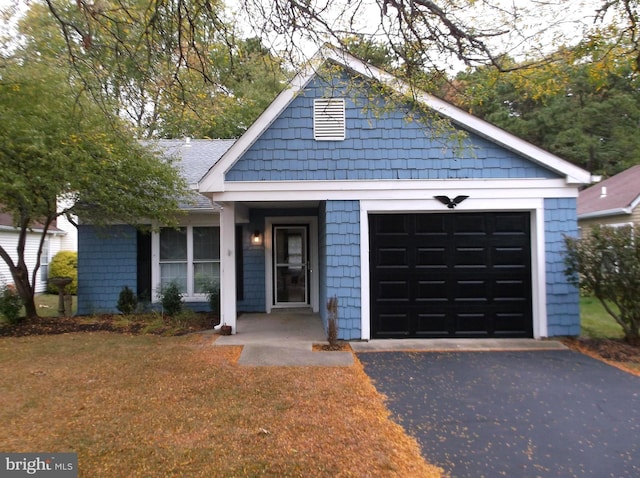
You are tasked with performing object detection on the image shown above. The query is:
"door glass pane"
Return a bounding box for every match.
[274,227,307,304]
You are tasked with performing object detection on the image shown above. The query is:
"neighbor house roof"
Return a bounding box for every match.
[152,139,236,210]
[0,211,64,233]
[578,164,640,219]
[199,45,594,192]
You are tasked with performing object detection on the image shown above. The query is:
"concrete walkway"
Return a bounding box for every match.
[213,310,354,366]
[212,310,567,365]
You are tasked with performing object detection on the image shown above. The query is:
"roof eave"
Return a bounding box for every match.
[578,207,632,220]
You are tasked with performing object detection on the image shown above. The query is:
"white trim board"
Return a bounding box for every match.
[359,198,547,340]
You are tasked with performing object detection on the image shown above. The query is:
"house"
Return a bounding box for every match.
[577,164,640,235]
[0,203,77,293]
[77,46,594,339]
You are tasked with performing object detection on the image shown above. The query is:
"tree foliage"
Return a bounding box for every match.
[14,0,287,139]
[449,37,640,176]
[564,225,640,344]
[0,59,191,318]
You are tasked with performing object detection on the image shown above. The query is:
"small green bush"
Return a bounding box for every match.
[117,286,138,314]
[159,282,183,316]
[47,251,78,294]
[0,283,23,324]
[201,280,220,316]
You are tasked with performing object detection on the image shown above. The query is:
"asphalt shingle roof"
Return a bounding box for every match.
[578,165,640,217]
[152,139,236,209]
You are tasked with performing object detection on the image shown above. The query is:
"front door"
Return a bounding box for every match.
[273,225,309,306]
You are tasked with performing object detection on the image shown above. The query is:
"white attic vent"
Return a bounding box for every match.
[314,98,345,141]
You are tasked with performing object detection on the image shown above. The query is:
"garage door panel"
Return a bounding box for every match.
[374,215,409,235]
[455,313,490,336]
[375,312,411,336]
[453,215,487,234]
[417,280,449,301]
[494,213,529,233]
[416,247,448,267]
[416,313,449,336]
[454,280,488,301]
[376,280,410,301]
[493,312,529,336]
[415,214,447,234]
[454,247,488,267]
[493,246,528,267]
[376,247,409,267]
[370,212,532,339]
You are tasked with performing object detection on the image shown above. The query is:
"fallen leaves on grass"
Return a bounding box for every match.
[0,332,443,477]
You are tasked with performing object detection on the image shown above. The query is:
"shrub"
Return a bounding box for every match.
[159,282,183,316]
[47,251,78,294]
[202,280,220,316]
[0,283,23,324]
[117,286,138,314]
[565,225,640,344]
[327,296,339,346]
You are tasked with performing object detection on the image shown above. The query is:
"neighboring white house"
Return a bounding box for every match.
[0,200,78,293]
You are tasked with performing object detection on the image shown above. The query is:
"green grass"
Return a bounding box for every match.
[33,293,77,318]
[580,296,624,339]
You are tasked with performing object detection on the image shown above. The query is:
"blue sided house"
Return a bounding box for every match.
[77,46,595,340]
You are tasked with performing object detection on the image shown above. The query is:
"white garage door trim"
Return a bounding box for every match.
[360,197,547,340]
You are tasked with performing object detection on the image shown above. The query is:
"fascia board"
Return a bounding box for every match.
[198,55,324,193]
[577,208,632,220]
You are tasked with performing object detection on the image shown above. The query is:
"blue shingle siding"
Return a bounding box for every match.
[323,200,361,340]
[226,74,560,182]
[236,215,267,313]
[544,198,581,336]
[77,225,138,315]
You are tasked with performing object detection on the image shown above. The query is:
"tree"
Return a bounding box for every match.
[13,1,287,139]
[564,225,640,344]
[0,60,192,319]
[449,38,640,176]
[13,0,617,106]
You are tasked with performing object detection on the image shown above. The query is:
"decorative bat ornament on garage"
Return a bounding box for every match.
[434,195,469,209]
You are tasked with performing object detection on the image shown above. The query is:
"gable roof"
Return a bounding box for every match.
[199,45,593,192]
[578,165,640,219]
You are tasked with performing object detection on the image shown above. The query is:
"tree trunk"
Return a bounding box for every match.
[10,261,38,319]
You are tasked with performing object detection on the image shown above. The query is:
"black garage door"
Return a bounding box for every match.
[370,212,533,338]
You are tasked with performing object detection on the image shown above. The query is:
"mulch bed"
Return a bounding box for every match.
[562,337,640,362]
[0,314,217,338]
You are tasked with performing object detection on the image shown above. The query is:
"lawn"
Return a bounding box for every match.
[33,293,77,318]
[0,333,442,477]
[579,295,624,339]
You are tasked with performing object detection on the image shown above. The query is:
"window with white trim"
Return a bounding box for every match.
[158,226,220,297]
[40,239,50,282]
[314,98,345,140]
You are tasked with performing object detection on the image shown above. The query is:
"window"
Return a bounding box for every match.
[314,98,345,140]
[158,226,220,298]
[40,239,50,282]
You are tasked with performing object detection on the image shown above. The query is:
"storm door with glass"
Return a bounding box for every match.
[273,225,308,306]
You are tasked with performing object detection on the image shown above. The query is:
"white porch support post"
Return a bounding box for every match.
[220,202,237,333]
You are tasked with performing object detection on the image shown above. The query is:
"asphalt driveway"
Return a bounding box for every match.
[357,350,640,478]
